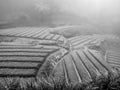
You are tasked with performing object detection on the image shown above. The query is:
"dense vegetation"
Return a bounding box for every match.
[0,70,120,90]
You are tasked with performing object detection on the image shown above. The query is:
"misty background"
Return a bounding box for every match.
[0,0,120,35]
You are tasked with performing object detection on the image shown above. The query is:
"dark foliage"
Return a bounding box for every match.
[0,71,120,90]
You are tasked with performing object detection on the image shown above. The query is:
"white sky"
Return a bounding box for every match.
[0,0,120,21]
[56,0,120,17]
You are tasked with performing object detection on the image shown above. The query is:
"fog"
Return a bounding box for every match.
[0,0,120,34]
[1,0,120,18]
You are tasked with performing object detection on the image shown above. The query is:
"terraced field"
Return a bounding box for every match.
[0,44,60,77]
[52,49,113,83]
[50,34,119,83]
[106,50,120,70]
[0,27,65,42]
[69,34,119,50]
[0,27,120,84]
[0,27,68,78]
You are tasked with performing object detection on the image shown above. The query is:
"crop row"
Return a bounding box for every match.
[52,49,113,83]
[0,44,59,78]
[0,27,65,42]
[106,50,120,69]
[68,34,119,50]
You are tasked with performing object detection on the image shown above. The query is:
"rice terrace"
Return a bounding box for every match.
[0,26,120,89]
[1,0,120,90]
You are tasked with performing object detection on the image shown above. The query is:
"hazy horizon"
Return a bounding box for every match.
[0,0,120,17]
[0,0,120,34]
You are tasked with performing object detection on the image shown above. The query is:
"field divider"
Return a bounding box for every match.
[0,74,36,78]
[0,66,39,69]
[76,51,97,80]
[35,49,59,76]
[62,59,70,83]
[107,61,120,66]
[0,60,43,63]
[87,49,113,73]
[70,36,90,43]
[30,28,47,37]
[0,54,47,57]
[0,50,52,53]
[83,50,102,75]
[74,38,97,49]
[0,34,63,42]
[73,37,96,47]
[72,51,92,82]
[107,57,120,63]
[70,55,82,82]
